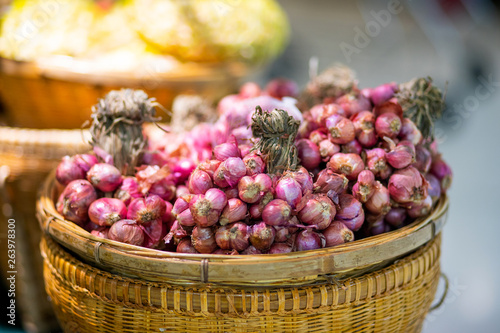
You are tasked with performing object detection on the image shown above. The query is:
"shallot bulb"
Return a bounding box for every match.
[191,226,217,253]
[56,179,97,225]
[91,227,109,239]
[365,148,392,179]
[326,114,355,144]
[375,113,402,139]
[189,189,227,227]
[364,216,391,236]
[341,140,362,155]
[364,181,391,215]
[109,220,144,246]
[87,163,122,192]
[141,219,163,248]
[241,246,263,255]
[88,198,127,226]
[55,156,86,186]
[176,238,199,254]
[296,139,321,170]
[275,176,303,209]
[388,166,428,205]
[335,194,365,231]
[268,242,293,254]
[286,167,314,195]
[373,100,403,118]
[114,177,142,205]
[219,198,248,225]
[351,111,377,148]
[265,78,299,99]
[238,174,273,204]
[310,103,345,127]
[148,179,176,201]
[425,173,442,203]
[309,129,327,145]
[318,139,340,161]
[407,195,433,219]
[215,222,250,252]
[127,195,167,224]
[430,156,453,193]
[399,119,422,146]
[294,230,325,251]
[249,192,274,220]
[175,185,190,198]
[171,158,196,184]
[313,168,348,204]
[298,194,336,230]
[369,82,398,106]
[213,157,246,188]
[243,153,266,176]
[386,140,416,169]
[249,222,276,251]
[198,160,222,179]
[385,207,407,228]
[262,199,292,226]
[323,221,354,247]
[328,153,364,180]
[351,170,376,203]
[213,140,241,161]
[225,187,240,199]
[171,195,193,217]
[188,169,213,194]
[336,92,371,117]
[413,145,432,173]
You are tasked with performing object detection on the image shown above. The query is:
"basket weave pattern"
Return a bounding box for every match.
[42,234,441,333]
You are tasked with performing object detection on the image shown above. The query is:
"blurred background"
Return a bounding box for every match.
[1,0,499,332]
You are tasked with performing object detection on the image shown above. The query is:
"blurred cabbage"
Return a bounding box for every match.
[0,0,289,66]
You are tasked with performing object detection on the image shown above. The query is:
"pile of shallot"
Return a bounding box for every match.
[55,71,452,254]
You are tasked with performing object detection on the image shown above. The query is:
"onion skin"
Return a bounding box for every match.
[148,179,176,201]
[56,179,97,226]
[215,222,250,252]
[87,163,123,192]
[297,139,321,170]
[262,199,292,226]
[294,230,325,252]
[141,218,164,248]
[109,220,144,246]
[249,222,276,251]
[326,114,356,144]
[388,166,428,205]
[323,221,354,247]
[188,169,213,195]
[213,141,241,162]
[328,153,364,181]
[88,198,127,227]
[127,195,167,224]
[351,170,375,203]
[335,194,365,231]
[297,194,336,230]
[275,177,303,209]
[192,226,218,254]
[219,198,248,225]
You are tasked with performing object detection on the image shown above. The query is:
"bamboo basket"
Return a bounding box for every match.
[41,232,442,333]
[37,170,448,332]
[37,173,448,285]
[0,57,249,129]
[0,126,90,333]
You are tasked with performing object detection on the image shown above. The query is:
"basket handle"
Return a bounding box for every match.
[429,273,449,311]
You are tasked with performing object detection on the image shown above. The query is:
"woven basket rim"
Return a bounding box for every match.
[0,56,253,86]
[37,171,449,285]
